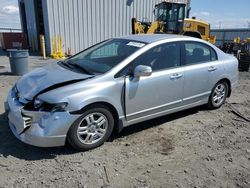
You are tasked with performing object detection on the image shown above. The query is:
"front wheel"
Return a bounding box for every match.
[208,81,228,109]
[67,105,114,151]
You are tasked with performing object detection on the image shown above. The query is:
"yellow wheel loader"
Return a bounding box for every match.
[132,1,216,44]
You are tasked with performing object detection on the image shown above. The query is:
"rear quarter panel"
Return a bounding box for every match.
[220,53,239,89]
[209,45,238,90]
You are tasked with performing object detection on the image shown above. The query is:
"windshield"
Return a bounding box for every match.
[61,39,146,74]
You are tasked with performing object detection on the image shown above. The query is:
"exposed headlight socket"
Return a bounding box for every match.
[34,98,43,109]
[51,102,68,112]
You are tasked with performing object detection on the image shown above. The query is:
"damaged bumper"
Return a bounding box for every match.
[5,89,80,147]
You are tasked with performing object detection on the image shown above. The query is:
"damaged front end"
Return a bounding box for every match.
[5,86,81,147]
[4,62,97,147]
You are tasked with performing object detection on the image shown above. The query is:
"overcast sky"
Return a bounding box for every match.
[0,0,249,29]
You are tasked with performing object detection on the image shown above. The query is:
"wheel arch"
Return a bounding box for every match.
[217,78,231,97]
[70,101,123,134]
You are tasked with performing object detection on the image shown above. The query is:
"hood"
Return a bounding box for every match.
[16,62,94,101]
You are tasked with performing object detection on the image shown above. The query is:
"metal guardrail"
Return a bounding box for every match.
[0,28,22,32]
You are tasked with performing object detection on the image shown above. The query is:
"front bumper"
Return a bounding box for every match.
[5,89,80,147]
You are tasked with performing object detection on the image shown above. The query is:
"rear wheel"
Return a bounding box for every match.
[67,105,114,151]
[208,81,228,109]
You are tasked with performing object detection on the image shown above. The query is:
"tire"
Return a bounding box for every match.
[208,81,228,109]
[67,105,114,151]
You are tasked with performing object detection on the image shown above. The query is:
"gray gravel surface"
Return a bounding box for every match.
[0,55,249,188]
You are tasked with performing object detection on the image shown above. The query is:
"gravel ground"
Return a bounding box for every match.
[0,55,249,188]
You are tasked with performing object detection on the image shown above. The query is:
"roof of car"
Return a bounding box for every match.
[119,34,190,44]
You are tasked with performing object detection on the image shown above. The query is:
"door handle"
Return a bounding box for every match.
[170,73,183,79]
[208,66,217,72]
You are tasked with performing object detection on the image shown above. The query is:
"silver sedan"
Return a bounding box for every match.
[5,34,238,150]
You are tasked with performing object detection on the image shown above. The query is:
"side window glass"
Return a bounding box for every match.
[133,43,180,71]
[184,42,217,65]
[210,49,217,61]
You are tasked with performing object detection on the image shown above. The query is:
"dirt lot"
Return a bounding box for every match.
[0,56,249,188]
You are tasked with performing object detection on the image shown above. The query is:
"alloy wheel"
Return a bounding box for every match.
[77,112,108,145]
[212,83,226,107]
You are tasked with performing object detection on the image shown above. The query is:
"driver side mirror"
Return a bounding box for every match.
[133,65,152,77]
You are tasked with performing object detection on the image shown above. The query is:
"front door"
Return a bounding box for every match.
[125,42,184,122]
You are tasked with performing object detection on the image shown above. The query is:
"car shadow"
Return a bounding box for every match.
[0,105,208,160]
[114,105,208,139]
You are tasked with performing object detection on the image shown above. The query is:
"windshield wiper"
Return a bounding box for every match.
[59,61,93,75]
[60,61,74,69]
[67,61,93,75]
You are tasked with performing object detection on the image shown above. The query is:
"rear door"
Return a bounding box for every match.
[182,41,219,105]
[125,42,184,122]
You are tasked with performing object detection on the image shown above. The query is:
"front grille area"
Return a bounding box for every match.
[23,116,32,127]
